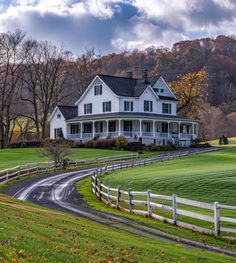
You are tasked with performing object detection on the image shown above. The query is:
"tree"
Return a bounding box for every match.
[21,41,72,140]
[170,69,209,117]
[40,139,71,165]
[0,29,29,148]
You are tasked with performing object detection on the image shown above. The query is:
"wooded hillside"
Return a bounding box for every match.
[1,31,235,146]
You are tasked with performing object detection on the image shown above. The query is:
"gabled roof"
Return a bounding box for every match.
[57,105,77,120]
[98,74,177,100]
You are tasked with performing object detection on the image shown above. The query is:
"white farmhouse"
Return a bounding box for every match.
[49,72,199,146]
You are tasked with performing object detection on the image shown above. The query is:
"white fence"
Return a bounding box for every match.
[0,153,138,185]
[91,152,236,238]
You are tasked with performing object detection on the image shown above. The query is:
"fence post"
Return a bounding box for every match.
[116,185,121,209]
[172,194,177,225]
[107,186,112,206]
[95,176,98,195]
[147,190,152,217]
[214,202,220,237]
[98,180,102,200]
[128,188,134,213]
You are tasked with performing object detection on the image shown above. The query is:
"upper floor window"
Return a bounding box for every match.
[144,100,153,112]
[57,113,61,119]
[94,85,102,95]
[124,101,133,111]
[103,101,111,112]
[84,103,92,114]
[162,103,171,114]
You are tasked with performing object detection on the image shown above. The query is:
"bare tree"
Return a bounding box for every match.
[21,41,71,140]
[0,29,28,148]
[74,49,103,95]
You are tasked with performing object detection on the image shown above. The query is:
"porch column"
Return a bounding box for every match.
[153,120,155,138]
[106,120,109,137]
[167,121,170,137]
[139,120,142,137]
[178,122,181,140]
[80,122,83,140]
[192,122,195,136]
[118,119,121,136]
[196,123,198,138]
[92,121,95,137]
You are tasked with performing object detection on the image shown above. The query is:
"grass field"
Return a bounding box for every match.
[1,194,233,262]
[0,147,160,170]
[102,146,236,205]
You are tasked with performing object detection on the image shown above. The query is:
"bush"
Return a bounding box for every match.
[44,138,74,146]
[9,140,43,148]
[148,143,159,151]
[115,136,128,150]
[71,141,86,148]
[190,142,212,148]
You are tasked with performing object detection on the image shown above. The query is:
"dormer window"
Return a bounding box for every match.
[57,113,61,119]
[160,89,164,93]
[94,85,102,95]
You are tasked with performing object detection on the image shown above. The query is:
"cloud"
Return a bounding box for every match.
[0,0,236,54]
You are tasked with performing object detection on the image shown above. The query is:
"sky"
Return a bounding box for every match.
[0,0,235,55]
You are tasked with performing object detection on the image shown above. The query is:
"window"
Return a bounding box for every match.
[54,128,63,138]
[162,103,171,114]
[70,124,79,134]
[103,101,111,112]
[144,100,153,112]
[160,89,164,93]
[143,122,151,132]
[83,123,92,133]
[124,121,132,131]
[108,121,116,132]
[94,85,102,95]
[84,103,92,114]
[57,113,61,119]
[124,101,133,111]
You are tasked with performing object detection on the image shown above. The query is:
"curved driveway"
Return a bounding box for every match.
[4,148,236,258]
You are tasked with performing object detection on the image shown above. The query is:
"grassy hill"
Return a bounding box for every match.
[0,194,233,262]
[102,146,236,204]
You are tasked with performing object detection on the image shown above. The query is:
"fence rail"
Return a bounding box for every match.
[91,149,236,239]
[0,153,138,185]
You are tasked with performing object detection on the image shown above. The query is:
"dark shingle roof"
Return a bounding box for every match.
[98,74,177,100]
[57,105,77,120]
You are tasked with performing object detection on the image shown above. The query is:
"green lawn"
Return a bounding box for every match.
[0,148,136,170]
[102,146,236,205]
[0,147,161,170]
[1,194,233,263]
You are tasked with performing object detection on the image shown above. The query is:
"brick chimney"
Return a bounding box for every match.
[142,69,149,84]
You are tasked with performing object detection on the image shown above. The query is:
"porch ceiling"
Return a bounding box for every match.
[66,112,199,123]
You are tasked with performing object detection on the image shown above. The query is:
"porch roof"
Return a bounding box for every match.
[66,112,199,123]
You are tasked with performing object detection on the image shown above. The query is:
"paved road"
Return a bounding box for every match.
[4,148,236,257]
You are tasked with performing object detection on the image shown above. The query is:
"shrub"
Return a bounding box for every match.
[9,140,43,148]
[71,141,86,148]
[115,136,128,150]
[148,143,159,151]
[92,139,108,148]
[44,138,74,146]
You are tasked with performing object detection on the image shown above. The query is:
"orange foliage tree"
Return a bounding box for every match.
[170,69,209,117]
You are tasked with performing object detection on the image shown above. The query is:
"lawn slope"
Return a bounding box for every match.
[0,194,234,262]
[102,146,236,204]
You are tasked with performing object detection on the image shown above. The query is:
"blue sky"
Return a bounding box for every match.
[0,0,235,54]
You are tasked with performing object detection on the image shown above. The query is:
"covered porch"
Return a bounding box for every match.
[66,117,198,145]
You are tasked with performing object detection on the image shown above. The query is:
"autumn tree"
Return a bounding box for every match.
[170,69,209,117]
